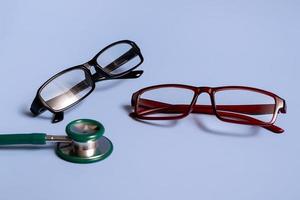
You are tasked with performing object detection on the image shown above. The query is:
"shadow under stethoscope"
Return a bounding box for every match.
[123,104,260,137]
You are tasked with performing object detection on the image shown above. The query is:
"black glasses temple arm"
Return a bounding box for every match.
[112,70,143,79]
[103,48,140,73]
[30,96,47,116]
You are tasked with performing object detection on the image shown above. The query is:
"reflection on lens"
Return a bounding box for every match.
[137,87,195,118]
[214,89,276,123]
[40,69,92,111]
[97,43,141,75]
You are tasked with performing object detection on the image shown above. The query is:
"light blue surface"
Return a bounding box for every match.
[0,0,299,199]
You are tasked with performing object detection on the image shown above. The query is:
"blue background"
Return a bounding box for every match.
[0,1,299,199]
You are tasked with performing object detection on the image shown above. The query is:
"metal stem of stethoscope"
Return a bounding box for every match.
[47,135,100,158]
[46,135,71,143]
[0,119,113,164]
[46,135,99,158]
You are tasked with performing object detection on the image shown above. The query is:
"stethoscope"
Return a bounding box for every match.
[0,119,113,163]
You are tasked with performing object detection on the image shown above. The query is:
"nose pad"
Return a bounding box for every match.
[84,63,97,75]
[193,93,212,108]
[89,66,97,75]
[191,93,219,129]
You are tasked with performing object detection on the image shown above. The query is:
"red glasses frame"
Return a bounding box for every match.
[131,84,287,133]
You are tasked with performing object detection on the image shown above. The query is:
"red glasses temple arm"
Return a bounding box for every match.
[136,98,283,133]
[138,99,275,115]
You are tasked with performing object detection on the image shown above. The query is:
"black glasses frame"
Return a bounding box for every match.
[30,40,144,123]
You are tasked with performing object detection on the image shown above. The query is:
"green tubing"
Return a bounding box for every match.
[0,133,46,145]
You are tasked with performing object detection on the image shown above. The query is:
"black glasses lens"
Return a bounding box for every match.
[96,42,142,75]
[39,68,93,111]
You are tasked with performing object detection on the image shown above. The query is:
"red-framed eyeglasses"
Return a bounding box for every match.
[131,84,287,133]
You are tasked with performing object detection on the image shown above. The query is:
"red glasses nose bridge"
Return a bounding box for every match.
[190,87,215,112]
[192,87,214,104]
[195,87,213,94]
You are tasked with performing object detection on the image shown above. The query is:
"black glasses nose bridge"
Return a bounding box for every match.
[83,63,97,74]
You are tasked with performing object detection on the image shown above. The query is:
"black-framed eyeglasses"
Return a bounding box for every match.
[30,40,144,123]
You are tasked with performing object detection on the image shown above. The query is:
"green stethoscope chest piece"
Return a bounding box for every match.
[56,119,113,163]
[56,136,113,164]
[0,119,113,164]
